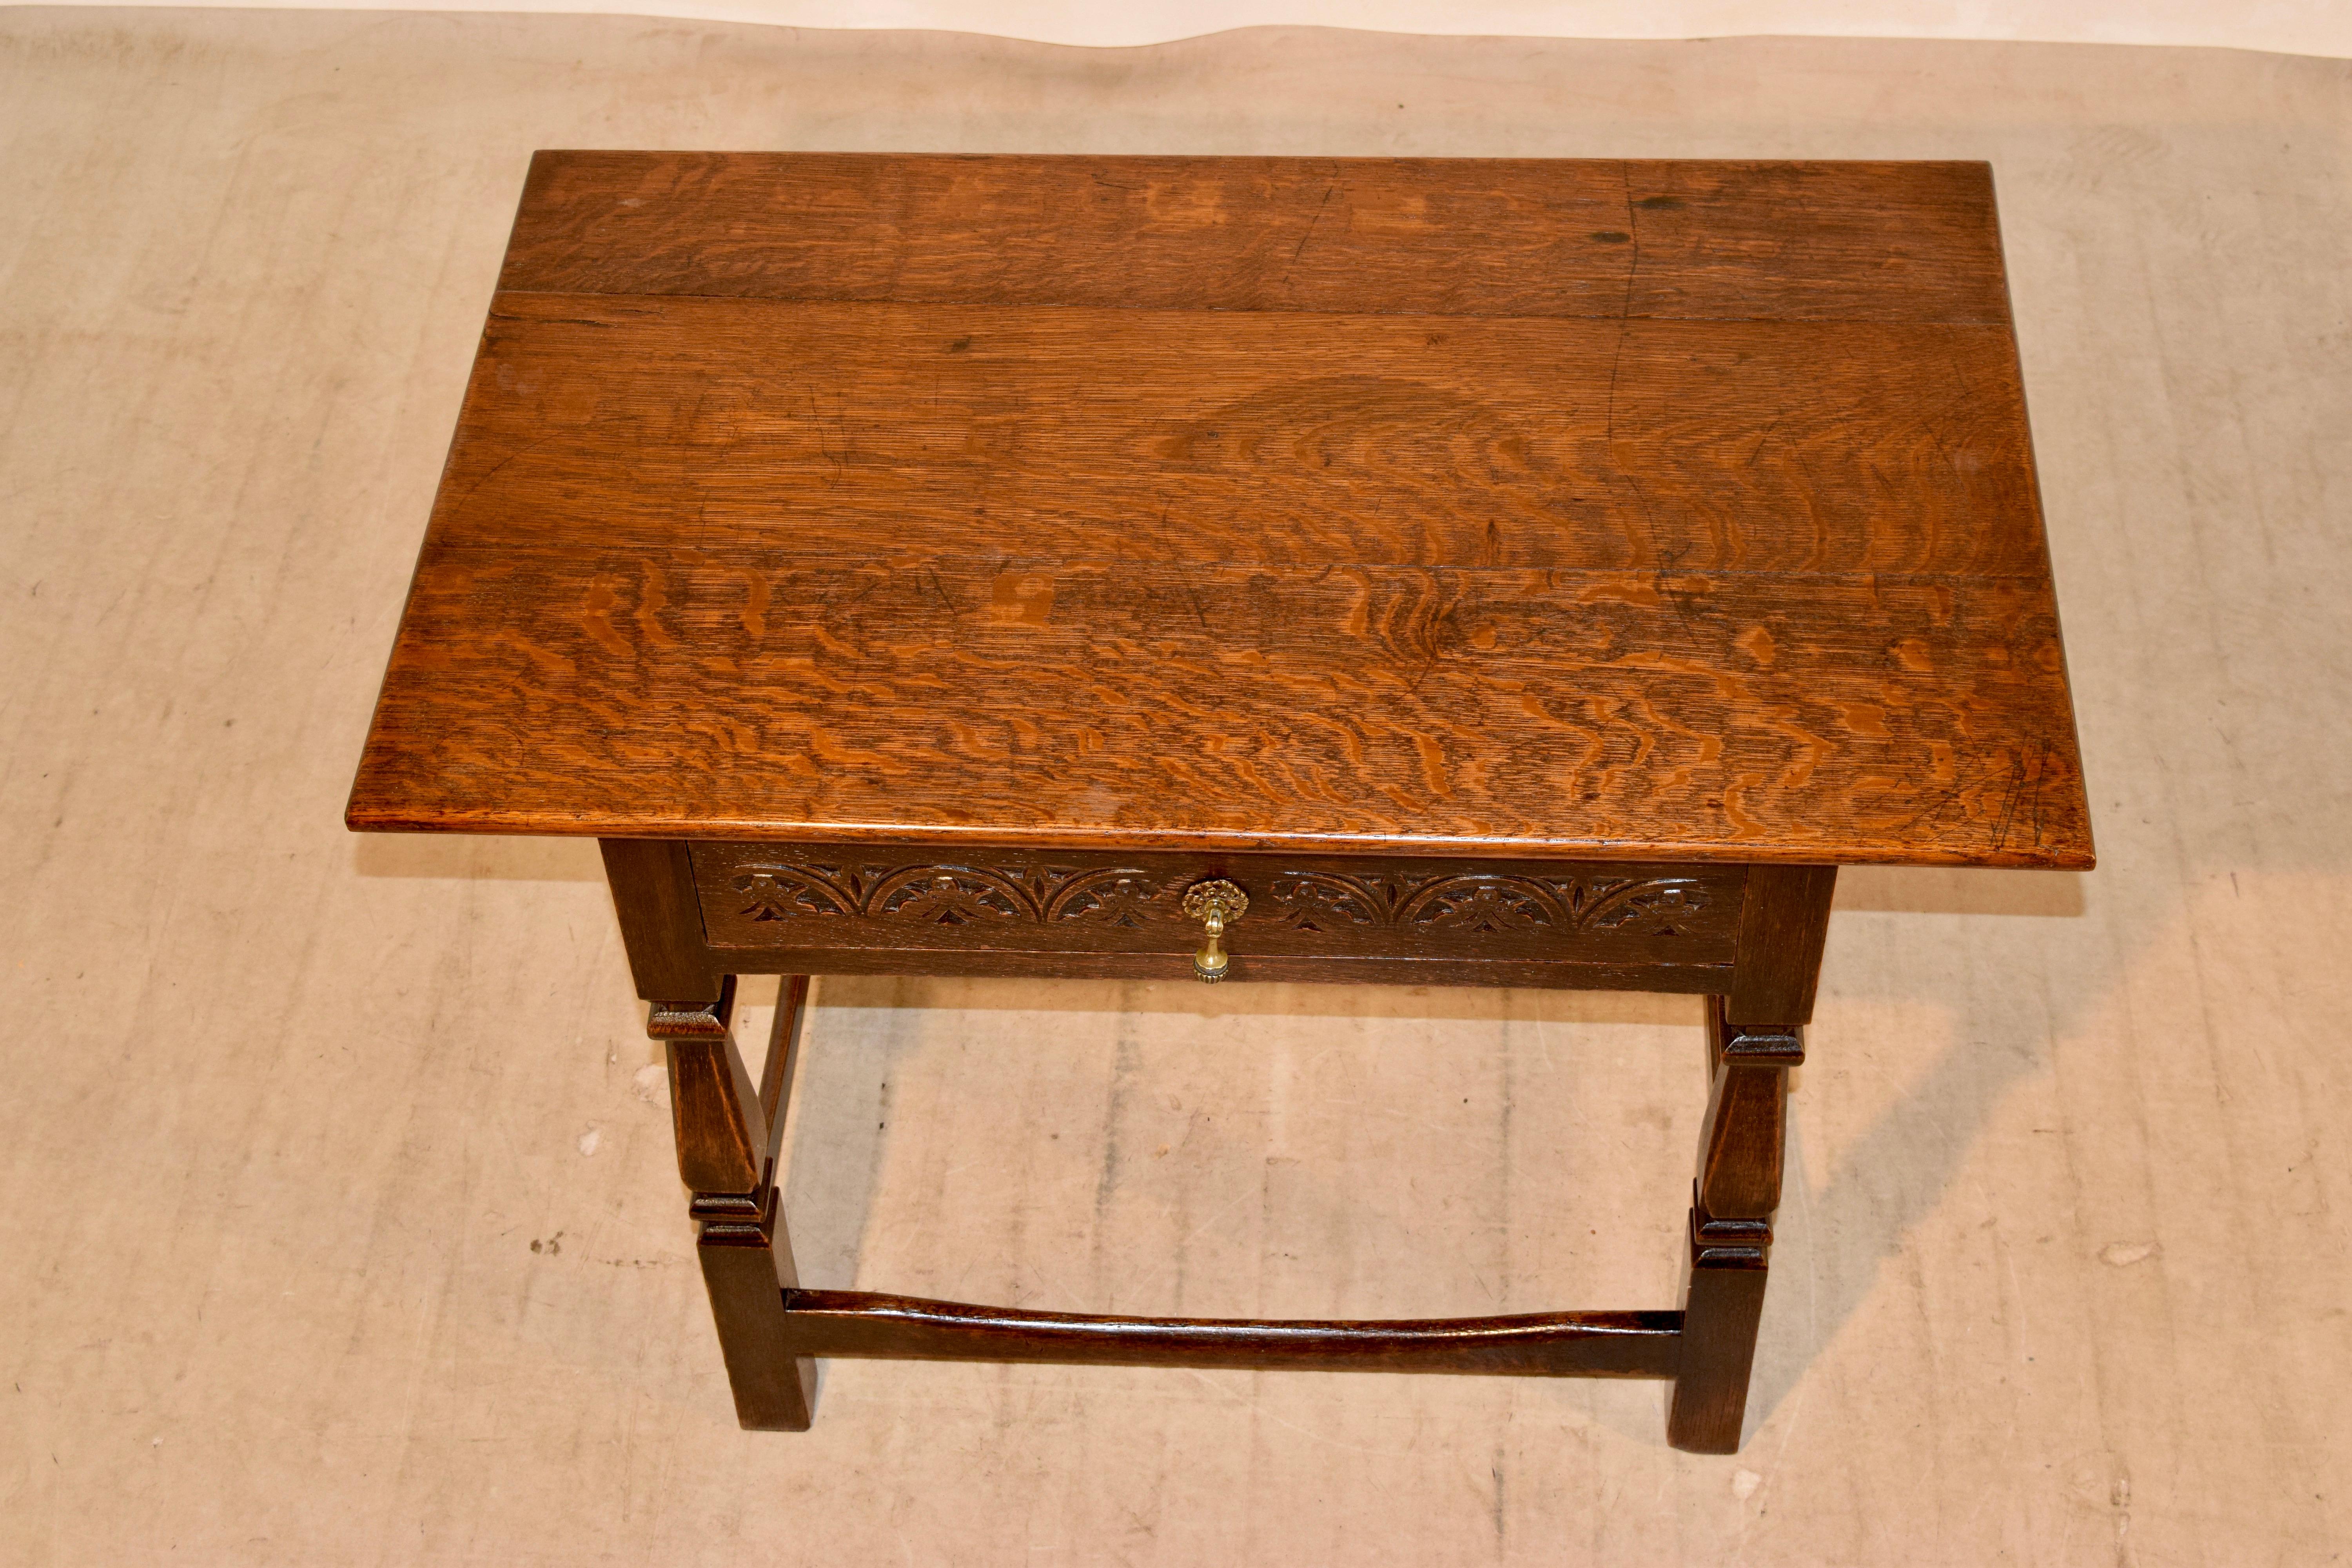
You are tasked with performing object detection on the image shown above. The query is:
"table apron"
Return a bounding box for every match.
[687,842,1745,974]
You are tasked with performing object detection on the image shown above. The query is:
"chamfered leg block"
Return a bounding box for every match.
[1670,1223,1771,1454]
[691,1186,816,1432]
[650,975,818,1432]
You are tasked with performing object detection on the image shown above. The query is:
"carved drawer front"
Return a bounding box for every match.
[690,843,1743,967]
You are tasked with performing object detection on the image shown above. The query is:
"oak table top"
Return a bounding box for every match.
[347,151,2092,870]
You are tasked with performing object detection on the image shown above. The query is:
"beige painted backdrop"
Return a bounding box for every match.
[3,11,2348,1564]
[23,1,2352,56]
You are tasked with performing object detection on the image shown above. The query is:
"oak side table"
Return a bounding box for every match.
[348,152,2093,1454]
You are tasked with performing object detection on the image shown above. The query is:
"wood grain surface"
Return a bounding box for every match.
[419,294,2053,577]
[501,153,2014,323]
[777,1290,1684,1379]
[348,152,2092,868]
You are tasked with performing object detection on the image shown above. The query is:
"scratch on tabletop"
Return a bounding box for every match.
[1283,181,1341,285]
[925,570,958,619]
[448,433,554,510]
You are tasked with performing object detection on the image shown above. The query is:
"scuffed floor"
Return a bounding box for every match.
[3,11,2348,1563]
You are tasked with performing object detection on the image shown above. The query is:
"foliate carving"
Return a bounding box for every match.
[1581,878,1707,936]
[726,857,1710,942]
[1047,869,1165,928]
[1264,873,1387,931]
[732,860,1174,927]
[736,866,859,920]
[1269,871,1706,937]
[870,867,1029,925]
[1399,876,1567,933]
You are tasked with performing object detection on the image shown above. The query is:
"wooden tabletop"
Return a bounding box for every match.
[347,152,2092,868]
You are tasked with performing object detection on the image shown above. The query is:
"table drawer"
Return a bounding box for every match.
[689,842,1743,973]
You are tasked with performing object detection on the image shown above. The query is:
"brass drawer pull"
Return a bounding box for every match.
[1180,879,1249,983]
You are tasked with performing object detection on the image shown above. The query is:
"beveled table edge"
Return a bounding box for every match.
[339,805,2096,871]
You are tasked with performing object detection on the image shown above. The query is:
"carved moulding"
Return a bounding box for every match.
[730,859,1708,940]
[1270,872,1707,938]
[733,862,1171,929]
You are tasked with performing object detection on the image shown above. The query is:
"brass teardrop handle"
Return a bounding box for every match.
[1180,879,1249,984]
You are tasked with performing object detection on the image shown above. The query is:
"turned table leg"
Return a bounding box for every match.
[648,974,818,1431]
[1666,1000,1803,1452]
[1668,863,1832,1453]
